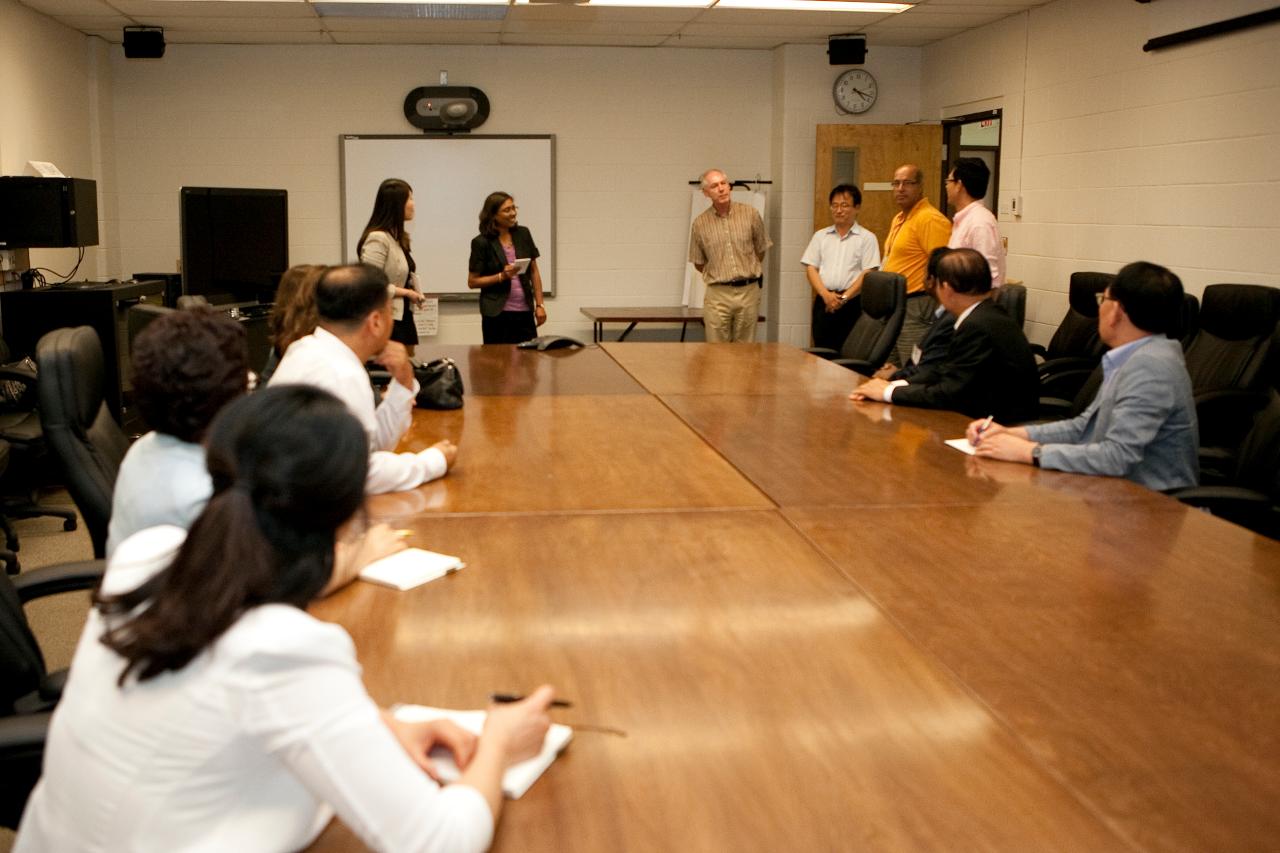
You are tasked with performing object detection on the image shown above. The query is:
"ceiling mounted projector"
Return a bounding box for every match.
[403,86,490,133]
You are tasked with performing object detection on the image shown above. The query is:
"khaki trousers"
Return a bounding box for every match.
[703,283,761,343]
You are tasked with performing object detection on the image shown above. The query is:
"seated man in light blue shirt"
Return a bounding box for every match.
[966,260,1198,491]
[106,308,249,557]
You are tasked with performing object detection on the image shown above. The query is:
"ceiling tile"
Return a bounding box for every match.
[328,29,495,42]
[501,32,668,46]
[318,14,501,29]
[18,0,117,15]
[110,0,319,19]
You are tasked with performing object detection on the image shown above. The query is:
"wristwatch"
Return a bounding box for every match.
[1031,444,1043,468]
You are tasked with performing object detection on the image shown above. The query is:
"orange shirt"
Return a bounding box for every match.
[882,198,952,294]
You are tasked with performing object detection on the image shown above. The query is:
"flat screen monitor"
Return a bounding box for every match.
[180,187,287,305]
[0,177,99,249]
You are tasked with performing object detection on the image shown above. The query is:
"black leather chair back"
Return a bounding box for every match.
[838,271,906,366]
[0,570,46,718]
[1045,272,1112,361]
[1183,284,1280,394]
[1175,293,1200,349]
[1234,391,1280,500]
[35,327,129,559]
[993,283,1026,330]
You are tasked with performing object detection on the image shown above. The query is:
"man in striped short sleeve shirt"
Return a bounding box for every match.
[689,169,772,342]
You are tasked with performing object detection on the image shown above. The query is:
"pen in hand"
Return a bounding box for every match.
[973,414,994,446]
[490,693,573,709]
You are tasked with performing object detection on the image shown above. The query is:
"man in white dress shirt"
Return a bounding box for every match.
[270,263,457,494]
[945,157,1006,290]
[802,183,881,350]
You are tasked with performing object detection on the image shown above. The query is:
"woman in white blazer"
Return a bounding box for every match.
[15,385,557,853]
[358,178,426,356]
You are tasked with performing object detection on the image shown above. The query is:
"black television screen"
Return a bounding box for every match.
[180,187,287,305]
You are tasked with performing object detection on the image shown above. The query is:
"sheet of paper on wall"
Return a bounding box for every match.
[944,438,978,456]
[393,705,573,798]
[359,547,463,590]
[414,298,439,337]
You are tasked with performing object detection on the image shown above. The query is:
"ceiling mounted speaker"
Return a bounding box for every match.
[403,87,490,133]
[828,34,866,65]
[123,26,165,59]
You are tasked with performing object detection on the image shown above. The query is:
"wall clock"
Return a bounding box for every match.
[833,68,878,115]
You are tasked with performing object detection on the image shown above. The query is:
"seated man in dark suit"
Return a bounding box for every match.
[873,246,955,381]
[850,248,1038,424]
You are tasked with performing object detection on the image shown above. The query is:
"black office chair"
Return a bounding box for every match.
[1173,390,1280,540]
[36,328,130,560]
[0,339,79,539]
[0,558,104,828]
[992,283,1026,330]
[1183,284,1280,456]
[1033,272,1112,408]
[0,442,21,573]
[807,271,907,374]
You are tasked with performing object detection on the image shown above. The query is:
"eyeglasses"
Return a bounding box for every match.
[945,177,960,184]
[889,180,919,188]
[1095,292,1117,307]
[830,202,855,210]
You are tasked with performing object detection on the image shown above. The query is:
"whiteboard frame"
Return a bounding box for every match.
[339,134,556,301]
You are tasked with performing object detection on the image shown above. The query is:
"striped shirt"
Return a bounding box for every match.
[689,201,770,285]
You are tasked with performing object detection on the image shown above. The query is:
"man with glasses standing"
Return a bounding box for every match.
[965,261,1197,491]
[946,157,1006,290]
[802,184,881,350]
[882,163,952,364]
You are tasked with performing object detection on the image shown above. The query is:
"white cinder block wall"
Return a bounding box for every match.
[922,0,1280,345]
[5,0,1277,349]
[0,0,102,280]
[104,44,776,344]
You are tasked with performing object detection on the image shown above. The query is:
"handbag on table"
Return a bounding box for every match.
[413,357,464,410]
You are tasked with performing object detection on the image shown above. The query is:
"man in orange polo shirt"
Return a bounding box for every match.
[882,163,952,364]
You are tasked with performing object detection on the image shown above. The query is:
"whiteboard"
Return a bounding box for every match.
[340,135,555,298]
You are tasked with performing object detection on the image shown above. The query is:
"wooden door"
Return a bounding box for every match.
[814,124,944,251]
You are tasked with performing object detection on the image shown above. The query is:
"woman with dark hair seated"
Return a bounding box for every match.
[105,307,249,557]
[16,386,556,852]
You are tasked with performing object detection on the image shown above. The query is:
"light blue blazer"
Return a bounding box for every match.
[1026,335,1198,491]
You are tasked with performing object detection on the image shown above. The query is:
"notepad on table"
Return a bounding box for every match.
[359,548,464,591]
[944,437,978,456]
[393,705,572,798]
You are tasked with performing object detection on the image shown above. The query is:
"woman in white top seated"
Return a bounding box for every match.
[16,385,555,853]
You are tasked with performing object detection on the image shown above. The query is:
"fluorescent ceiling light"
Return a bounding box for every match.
[321,0,509,4]
[714,0,911,10]
[574,0,711,5]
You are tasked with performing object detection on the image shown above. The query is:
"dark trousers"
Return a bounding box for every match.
[811,294,861,351]
[482,310,537,344]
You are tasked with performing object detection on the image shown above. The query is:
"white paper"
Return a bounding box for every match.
[359,547,463,591]
[945,438,977,456]
[27,161,65,178]
[393,705,573,799]
[513,257,531,275]
[414,298,439,337]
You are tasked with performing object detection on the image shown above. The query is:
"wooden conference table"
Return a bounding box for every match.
[309,343,1280,853]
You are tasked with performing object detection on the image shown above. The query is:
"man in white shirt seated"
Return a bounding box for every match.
[270,263,458,494]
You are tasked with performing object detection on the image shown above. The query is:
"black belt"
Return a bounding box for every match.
[715,277,762,287]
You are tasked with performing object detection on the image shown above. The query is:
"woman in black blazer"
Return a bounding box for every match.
[467,192,547,344]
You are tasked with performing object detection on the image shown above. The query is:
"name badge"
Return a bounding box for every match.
[910,344,922,365]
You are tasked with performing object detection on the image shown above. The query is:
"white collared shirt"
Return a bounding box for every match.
[801,222,881,292]
[269,328,447,494]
